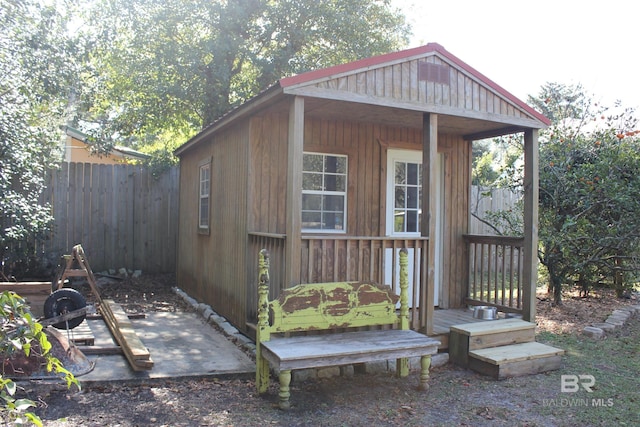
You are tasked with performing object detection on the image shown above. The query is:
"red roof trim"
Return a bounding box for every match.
[279,44,438,88]
[279,43,550,127]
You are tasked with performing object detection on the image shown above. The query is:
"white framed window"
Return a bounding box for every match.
[198,158,211,232]
[302,152,347,232]
[386,150,422,236]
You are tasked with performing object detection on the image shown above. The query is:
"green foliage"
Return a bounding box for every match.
[534,83,640,303]
[471,137,524,236]
[472,150,499,187]
[1,0,80,277]
[74,0,410,149]
[0,291,79,426]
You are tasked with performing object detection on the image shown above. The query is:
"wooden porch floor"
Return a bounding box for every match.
[433,308,483,335]
[429,308,484,350]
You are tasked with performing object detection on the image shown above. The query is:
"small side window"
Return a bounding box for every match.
[302,152,347,232]
[198,159,211,233]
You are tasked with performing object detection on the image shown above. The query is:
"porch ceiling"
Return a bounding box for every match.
[302,97,528,140]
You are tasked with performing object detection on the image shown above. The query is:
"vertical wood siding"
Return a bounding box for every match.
[439,134,471,308]
[176,121,250,328]
[315,55,530,122]
[37,162,178,273]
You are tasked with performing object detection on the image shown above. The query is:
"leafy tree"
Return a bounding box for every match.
[476,83,640,305]
[74,0,410,149]
[534,83,640,304]
[0,0,80,278]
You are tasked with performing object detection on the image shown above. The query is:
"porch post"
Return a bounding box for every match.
[422,113,438,335]
[522,129,539,322]
[285,96,304,287]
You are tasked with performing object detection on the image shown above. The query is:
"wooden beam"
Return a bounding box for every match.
[422,113,438,335]
[522,129,539,322]
[463,126,527,141]
[285,96,304,288]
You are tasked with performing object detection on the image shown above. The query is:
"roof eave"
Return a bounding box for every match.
[280,43,550,129]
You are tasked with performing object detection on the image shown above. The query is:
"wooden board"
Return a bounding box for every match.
[450,319,535,337]
[269,282,399,333]
[260,329,439,371]
[469,342,565,365]
[69,319,94,346]
[100,299,153,371]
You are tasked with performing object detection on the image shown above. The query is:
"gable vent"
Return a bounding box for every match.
[418,62,450,85]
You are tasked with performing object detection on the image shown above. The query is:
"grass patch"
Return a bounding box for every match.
[537,318,640,426]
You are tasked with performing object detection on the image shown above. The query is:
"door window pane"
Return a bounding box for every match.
[393,160,421,233]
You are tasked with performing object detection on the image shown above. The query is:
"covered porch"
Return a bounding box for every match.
[248,231,531,340]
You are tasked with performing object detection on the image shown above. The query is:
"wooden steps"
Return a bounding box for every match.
[449,319,564,379]
[469,342,564,379]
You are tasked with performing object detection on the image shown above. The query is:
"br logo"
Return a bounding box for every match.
[561,374,595,393]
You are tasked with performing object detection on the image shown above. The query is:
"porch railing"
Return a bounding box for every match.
[247,233,429,329]
[464,234,524,313]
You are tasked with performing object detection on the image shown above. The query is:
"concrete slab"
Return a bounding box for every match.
[75,311,255,385]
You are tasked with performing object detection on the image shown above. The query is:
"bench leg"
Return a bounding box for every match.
[278,370,292,410]
[419,355,432,390]
[256,356,270,394]
[396,357,409,377]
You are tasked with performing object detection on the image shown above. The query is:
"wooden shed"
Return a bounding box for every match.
[174,43,550,343]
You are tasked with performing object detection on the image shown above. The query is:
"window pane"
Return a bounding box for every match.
[199,198,209,227]
[407,163,418,185]
[334,212,344,230]
[323,211,344,230]
[407,187,418,208]
[303,154,323,172]
[323,194,344,211]
[395,187,406,209]
[302,194,322,211]
[303,172,323,191]
[407,210,418,232]
[302,211,322,229]
[395,162,406,185]
[394,210,405,233]
[323,174,347,192]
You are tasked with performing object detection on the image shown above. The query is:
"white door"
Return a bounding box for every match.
[384,149,443,307]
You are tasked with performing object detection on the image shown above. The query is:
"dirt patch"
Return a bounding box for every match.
[26,276,639,426]
[536,286,638,334]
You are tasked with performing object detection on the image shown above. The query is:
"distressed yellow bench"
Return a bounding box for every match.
[255,248,440,410]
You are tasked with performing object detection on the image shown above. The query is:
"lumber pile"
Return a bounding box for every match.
[100,299,153,371]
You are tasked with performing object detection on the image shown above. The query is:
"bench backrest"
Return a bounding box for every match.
[257,248,411,342]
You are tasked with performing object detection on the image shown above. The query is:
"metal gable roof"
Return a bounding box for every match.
[279,43,550,128]
[175,43,550,155]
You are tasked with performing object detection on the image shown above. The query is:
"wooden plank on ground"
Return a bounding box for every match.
[69,319,94,346]
[100,299,153,371]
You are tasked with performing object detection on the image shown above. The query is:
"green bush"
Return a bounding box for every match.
[0,291,78,425]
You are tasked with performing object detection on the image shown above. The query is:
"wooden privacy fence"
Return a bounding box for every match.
[470,186,521,235]
[38,162,179,274]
